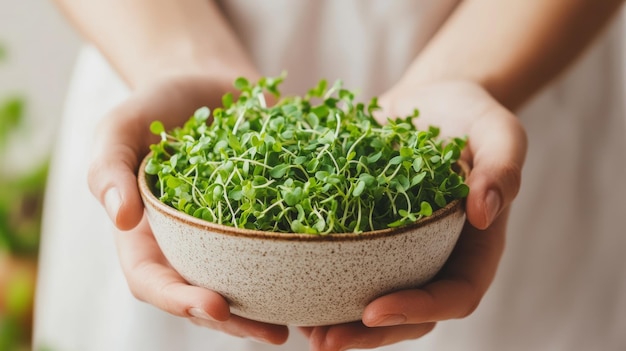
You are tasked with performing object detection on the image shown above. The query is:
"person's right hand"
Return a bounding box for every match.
[87,74,290,344]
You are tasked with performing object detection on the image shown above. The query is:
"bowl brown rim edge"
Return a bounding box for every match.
[138,154,467,242]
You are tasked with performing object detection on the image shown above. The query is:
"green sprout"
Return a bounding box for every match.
[146,76,468,234]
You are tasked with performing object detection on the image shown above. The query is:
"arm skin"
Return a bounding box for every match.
[301,1,625,350]
[53,0,258,89]
[403,0,625,111]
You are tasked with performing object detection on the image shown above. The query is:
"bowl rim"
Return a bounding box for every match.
[138,154,467,242]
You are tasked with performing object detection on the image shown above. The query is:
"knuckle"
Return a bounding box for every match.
[124,263,186,317]
[86,160,108,198]
[323,330,345,350]
[458,299,481,319]
[456,286,482,319]
[126,280,147,303]
[423,322,437,334]
[328,328,381,350]
[498,161,523,198]
[156,281,183,315]
[406,322,437,340]
[124,263,150,303]
[87,144,140,201]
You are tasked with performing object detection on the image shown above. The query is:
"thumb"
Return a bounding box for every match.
[88,106,152,231]
[465,107,527,230]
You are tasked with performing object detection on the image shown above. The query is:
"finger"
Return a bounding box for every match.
[115,217,290,343]
[88,104,153,230]
[307,322,436,351]
[87,78,207,231]
[90,76,240,232]
[190,315,289,345]
[115,216,230,320]
[298,326,314,338]
[465,108,526,229]
[363,211,508,326]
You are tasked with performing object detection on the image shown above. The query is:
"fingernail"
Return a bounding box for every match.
[485,189,501,226]
[104,187,121,223]
[188,307,215,321]
[372,314,406,327]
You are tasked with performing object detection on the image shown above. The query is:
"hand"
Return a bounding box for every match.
[301,80,527,351]
[88,74,289,344]
[115,216,289,344]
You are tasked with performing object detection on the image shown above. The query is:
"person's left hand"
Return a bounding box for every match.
[300,80,527,351]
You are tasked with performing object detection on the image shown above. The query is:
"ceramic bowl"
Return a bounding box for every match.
[138,156,466,326]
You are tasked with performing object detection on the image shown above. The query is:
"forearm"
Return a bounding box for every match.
[401,0,624,110]
[53,0,258,90]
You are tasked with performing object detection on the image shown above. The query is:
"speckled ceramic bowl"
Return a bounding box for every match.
[138,157,466,326]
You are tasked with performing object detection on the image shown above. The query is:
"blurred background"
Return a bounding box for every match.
[1,1,80,350]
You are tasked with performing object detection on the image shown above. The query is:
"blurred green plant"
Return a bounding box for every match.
[0,42,48,351]
[0,97,25,152]
[0,161,47,255]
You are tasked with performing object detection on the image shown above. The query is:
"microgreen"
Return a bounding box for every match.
[146,75,468,234]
